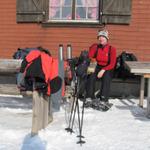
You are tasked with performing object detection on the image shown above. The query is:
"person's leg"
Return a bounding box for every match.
[85,64,101,99]
[86,73,96,98]
[100,70,113,102]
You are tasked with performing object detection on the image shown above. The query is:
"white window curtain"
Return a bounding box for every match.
[80,0,98,19]
[49,0,98,20]
[49,0,65,19]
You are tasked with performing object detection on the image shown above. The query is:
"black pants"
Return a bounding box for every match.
[86,65,113,102]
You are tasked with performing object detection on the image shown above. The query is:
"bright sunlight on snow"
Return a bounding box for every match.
[0,95,150,150]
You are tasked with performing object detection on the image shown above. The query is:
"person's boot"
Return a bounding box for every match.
[95,91,101,99]
[84,98,92,108]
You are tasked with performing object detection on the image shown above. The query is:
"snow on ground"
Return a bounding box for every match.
[0,95,150,150]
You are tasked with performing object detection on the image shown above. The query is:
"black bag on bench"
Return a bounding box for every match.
[114,51,137,79]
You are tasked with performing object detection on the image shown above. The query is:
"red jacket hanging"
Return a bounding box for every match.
[20,50,62,96]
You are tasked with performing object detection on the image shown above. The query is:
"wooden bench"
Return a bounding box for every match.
[0,58,52,135]
[87,62,141,97]
[126,61,150,117]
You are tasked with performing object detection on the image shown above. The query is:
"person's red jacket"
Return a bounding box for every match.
[89,43,116,70]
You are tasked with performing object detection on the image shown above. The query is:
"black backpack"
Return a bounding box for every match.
[13,48,39,59]
[114,51,137,79]
[76,50,90,78]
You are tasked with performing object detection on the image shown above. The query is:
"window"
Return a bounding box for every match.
[17,0,132,26]
[49,0,99,22]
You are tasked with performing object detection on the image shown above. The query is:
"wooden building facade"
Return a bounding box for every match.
[0,0,150,61]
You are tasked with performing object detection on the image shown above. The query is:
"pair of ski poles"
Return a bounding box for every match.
[65,76,86,145]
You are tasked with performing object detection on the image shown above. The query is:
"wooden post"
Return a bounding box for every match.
[147,78,150,97]
[31,90,42,135]
[48,96,53,123]
[144,75,150,97]
[144,74,150,118]
[146,97,150,118]
[41,94,49,129]
[139,76,145,107]
[31,90,52,136]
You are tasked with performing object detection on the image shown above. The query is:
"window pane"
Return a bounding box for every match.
[50,0,61,7]
[88,7,98,20]
[76,0,83,5]
[76,7,86,19]
[49,0,73,20]
[63,0,72,6]
[87,0,99,7]
[62,7,72,19]
[49,7,60,19]
[75,0,99,20]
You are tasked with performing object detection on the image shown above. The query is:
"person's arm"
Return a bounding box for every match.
[88,44,97,59]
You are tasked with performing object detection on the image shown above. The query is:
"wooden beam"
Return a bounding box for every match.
[0,59,22,73]
[0,84,20,95]
[139,76,145,107]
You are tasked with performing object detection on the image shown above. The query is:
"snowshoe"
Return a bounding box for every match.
[101,101,113,108]
[84,98,113,111]
[99,101,113,111]
[92,103,106,111]
[84,101,92,108]
[91,99,113,111]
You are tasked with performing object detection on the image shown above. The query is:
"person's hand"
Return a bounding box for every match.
[97,69,105,78]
